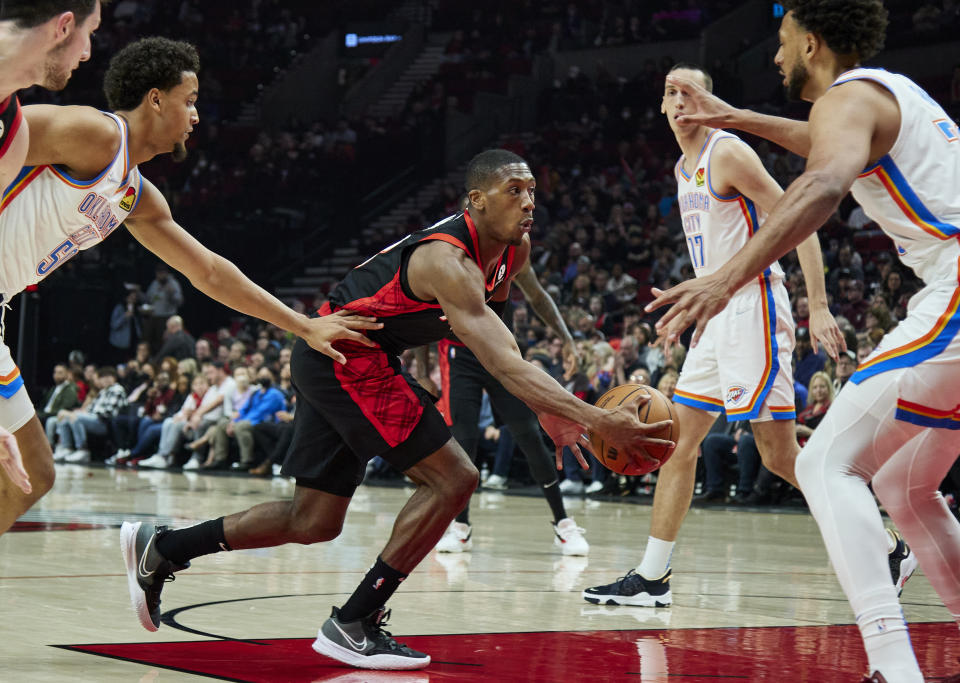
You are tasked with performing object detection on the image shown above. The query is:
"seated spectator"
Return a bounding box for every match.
[38,363,79,445]
[697,422,761,503]
[796,371,834,447]
[833,350,858,393]
[793,327,825,388]
[53,367,128,464]
[140,373,218,469]
[837,279,869,330]
[211,367,286,471]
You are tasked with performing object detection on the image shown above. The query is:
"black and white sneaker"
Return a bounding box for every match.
[887,530,918,597]
[582,568,672,606]
[312,606,430,670]
[120,521,189,632]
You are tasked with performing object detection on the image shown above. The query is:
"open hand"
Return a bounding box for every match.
[665,74,739,128]
[645,275,731,352]
[0,425,31,495]
[301,310,384,364]
[808,307,846,362]
[537,412,591,471]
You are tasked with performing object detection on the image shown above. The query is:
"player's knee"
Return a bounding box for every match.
[290,517,343,545]
[443,459,479,508]
[31,456,56,499]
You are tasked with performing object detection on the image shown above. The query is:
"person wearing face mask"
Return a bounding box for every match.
[209,367,285,472]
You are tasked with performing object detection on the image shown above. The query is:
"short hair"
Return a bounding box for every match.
[465,149,529,192]
[0,0,104,29]
[783,0,887,61]
[103,37,200,111]
[668,62,713,93]
[95,365,118,379]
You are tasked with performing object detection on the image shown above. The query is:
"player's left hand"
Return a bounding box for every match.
[537,412,591,471]
[561,340,580,380]
[301,310,384,365]
[0,425,31,495]
[808,306,846,362]
[646,275,731,352]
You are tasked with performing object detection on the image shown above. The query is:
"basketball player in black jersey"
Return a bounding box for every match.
[419,259,590,556]
[121,149,674,671]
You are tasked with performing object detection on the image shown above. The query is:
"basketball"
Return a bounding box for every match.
[588,383,677,476]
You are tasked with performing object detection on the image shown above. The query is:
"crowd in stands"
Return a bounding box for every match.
[17,2,960,514]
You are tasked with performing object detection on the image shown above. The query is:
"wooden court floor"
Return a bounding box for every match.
[1,464,956,682]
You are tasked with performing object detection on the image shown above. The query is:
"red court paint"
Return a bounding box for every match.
[63,621,957,682]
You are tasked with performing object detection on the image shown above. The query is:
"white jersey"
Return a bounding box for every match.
[836,68,960,285]
[0,111,143,303]
[675,129,785,288]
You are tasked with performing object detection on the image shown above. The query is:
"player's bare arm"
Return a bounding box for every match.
[124,178,381,365]
[409,240,674,466]
[666,74,811,157]
[512,260,579,378]
[712,138,844,360]
[649,81,890,347]
[22,104,119,176]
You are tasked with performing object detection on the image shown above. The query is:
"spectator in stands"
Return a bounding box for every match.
[195,338,213,364]
[833,350,858,393]
[142,264,184,352]
[53,367,128,464]
[109,288,144,362]
[38,364,80,445]
[210,367,285,471]
[796,371,834,448]
[793,326,825,389]
[613,334,647,386]
[837,279,870,330]
[152,315,196,364]
[794,295,810,330]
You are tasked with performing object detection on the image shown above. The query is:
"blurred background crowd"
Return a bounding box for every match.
[13,0,960,513]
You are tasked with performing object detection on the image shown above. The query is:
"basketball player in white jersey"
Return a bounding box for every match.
[584,63,860,608]
[0,1,103,499]
[0,37,380,536]
[651,2,960,680]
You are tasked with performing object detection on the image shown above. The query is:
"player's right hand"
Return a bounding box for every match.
[0,425,31,495]
[301,310,384,365]
[538,412,591,471]
[666,74,738,128]
[599,393,675,464]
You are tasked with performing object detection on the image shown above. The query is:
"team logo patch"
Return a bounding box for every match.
[119,186,136,212]
[725,385,747,406]
[496,263,507,284]
[695,168,705,187]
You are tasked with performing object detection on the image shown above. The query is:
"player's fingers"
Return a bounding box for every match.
[3,462,31,495]
[691,321,704,349]
[555,447,564,471]
[570,444,590,470]
[640,418,674,433]
[320,344,347,365]
[577,433,591,450]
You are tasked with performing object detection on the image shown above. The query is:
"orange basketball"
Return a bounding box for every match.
[588,383,677,476]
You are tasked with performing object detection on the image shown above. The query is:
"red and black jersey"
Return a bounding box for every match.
[0,94,23,161]
[325,210,517,356]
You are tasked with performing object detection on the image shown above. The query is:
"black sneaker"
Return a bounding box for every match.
[887,529,918,597]
[120,521,189,632]
[312,606,430,670]
[582,568,672,606]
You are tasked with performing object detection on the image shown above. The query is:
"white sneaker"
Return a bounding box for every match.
[182,455,201,471]
[585,480,604,494]
[559,479,584,495]
[483,473,508,490]
[64,448,91,464]
[554,517,589,556]
[53,446,72,463]
[436,521,472,553]
[272,463,282,477]
[138,453,169,469]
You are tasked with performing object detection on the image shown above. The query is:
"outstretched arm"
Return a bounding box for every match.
[125,178,382,364]
[714,139,843,361]
[512,260,578,377]
[411,242,673,467]
[649,83,877,347]
[666,74,811,157]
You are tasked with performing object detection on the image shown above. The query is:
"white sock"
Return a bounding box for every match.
[854,589,922,682]
[637,537,674,580]
[884,529,896,553]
